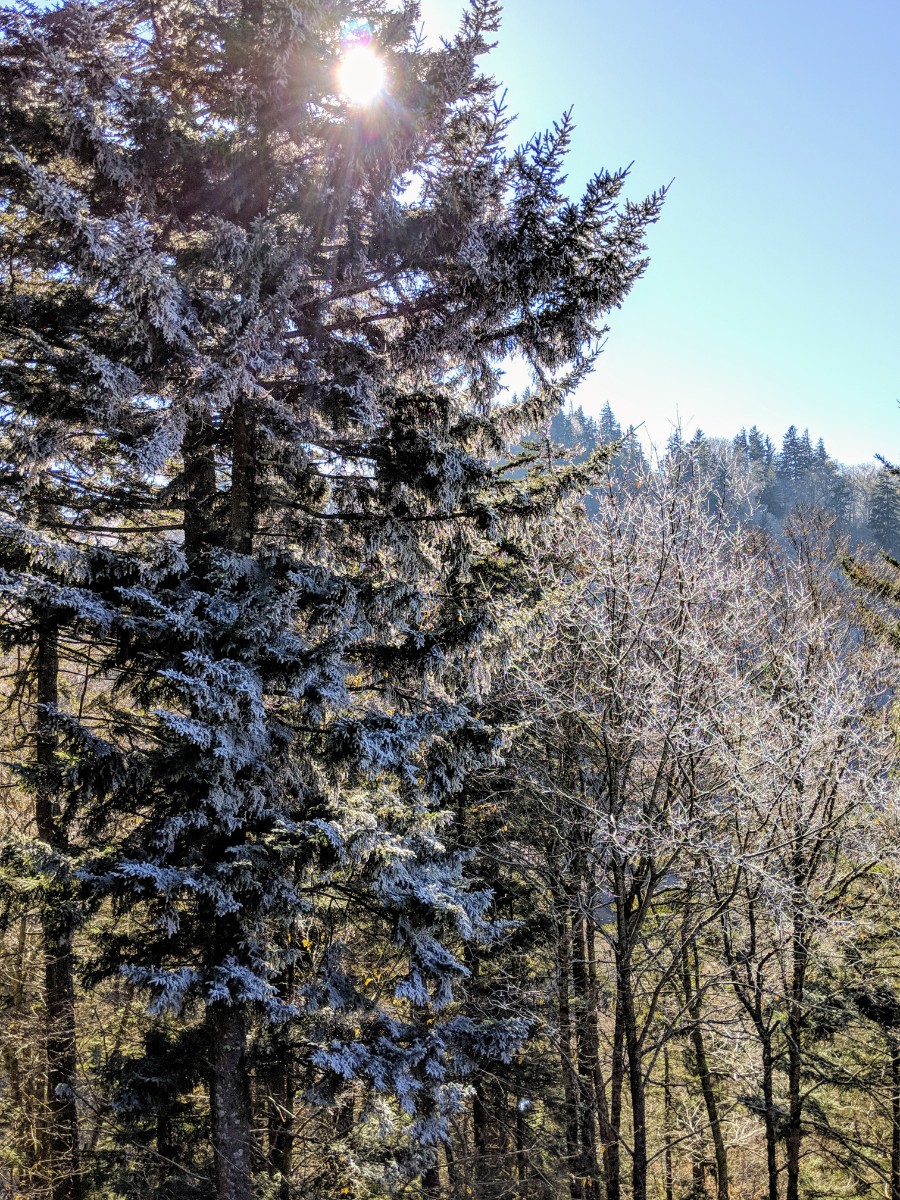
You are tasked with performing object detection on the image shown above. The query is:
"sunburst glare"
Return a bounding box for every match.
[337,42,386,106]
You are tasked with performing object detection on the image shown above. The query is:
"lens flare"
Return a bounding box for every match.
[337,42,386,106]
[337,18,385,106]
[340,17,372,48]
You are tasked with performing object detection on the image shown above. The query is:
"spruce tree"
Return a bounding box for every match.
[797,427,814,478]
[598,401,622,446]
[550,404,598,457]
[868,469,900,557]
[0,1,661,1196]
[746,426,767,465]
[778,424,802,485]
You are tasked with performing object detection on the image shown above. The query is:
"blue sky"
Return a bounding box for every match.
[418,0,899,464]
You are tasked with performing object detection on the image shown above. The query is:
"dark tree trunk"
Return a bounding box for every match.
[35,625,81,1200]
[422,1160,441,1197]
[1,919,33,1186]
[445,1137,458,1196]
[785,1045,802,1200]
[663,1048,674,1200]
[472,1081,488,1195]
[230,396,257,555]
[556,907,583,1200]
[183,415,219,557]
[606,974,626,1200]
[187,395,257,1200]
[571,908,601,1198]
[761,1034,779,1200]
[612,862,646,1200]
[265,966,294,1196]
[210,1005,254,1200]
[890,1034,900,1200]
[421,1079,441,1199]
[785,913,808,1200]
[585,915,619,1200]
[683,939,729,1200]
[621,962,648,1200]
[515,1097,528,1192]
[266,1053,293,1197]
[156,1108,173,1165]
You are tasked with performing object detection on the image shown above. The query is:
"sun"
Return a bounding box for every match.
[337,43,386,106]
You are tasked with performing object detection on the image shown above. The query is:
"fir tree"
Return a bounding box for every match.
[0,2,661,1197]
[868,469,900,557]
[665,427,685,462]
[598,401,623,446]
[779,425,802,484]
[747,426,770,466]
[797,427,814,478]
[550,404,598,457]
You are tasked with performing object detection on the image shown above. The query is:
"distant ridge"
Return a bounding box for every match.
[548,402,900,556]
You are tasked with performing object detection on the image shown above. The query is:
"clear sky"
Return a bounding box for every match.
[417,0,899,464]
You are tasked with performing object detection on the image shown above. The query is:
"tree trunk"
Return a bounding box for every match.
[3,915,40,1191]
[606,971,626,1200]
[621,961,648,1200]
[35,625,81,1200]
[472,1080,491,1197]
[183,414,219,557]
[445,1136,458,1196]
[683,939,729,1200]
[188,395,257,1200]
[585,916,619,1200]
[785,912,808,1200]
[515,1097,528,1193]
[571,908,601,1198]
[890,1034,900,1200]
[421,1082,441,1199]
[230,396,257,554]
[210,1004,254,1200]
[761,1034,779,1200]
[422,1160,441,1197]
[612,867,647,1200]
[266,1053,293,1198]
[265,965,294,1197]
[663,1048,674,1200]
[785,1042,801,1200]
[556,907,583,1200]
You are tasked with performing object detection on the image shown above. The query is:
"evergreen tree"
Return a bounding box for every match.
[665,427,685,462]
[0,2,661,1197]
[746,426,769,466]
[687,428,707,462]
[778,425,802,484]
[593,403,645,483]
[572,406,599,451]
[550,404,598,456]
[868,468,900,557]
[797,427,814,479]
[619,423,648,478]
[598,401,623,446]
